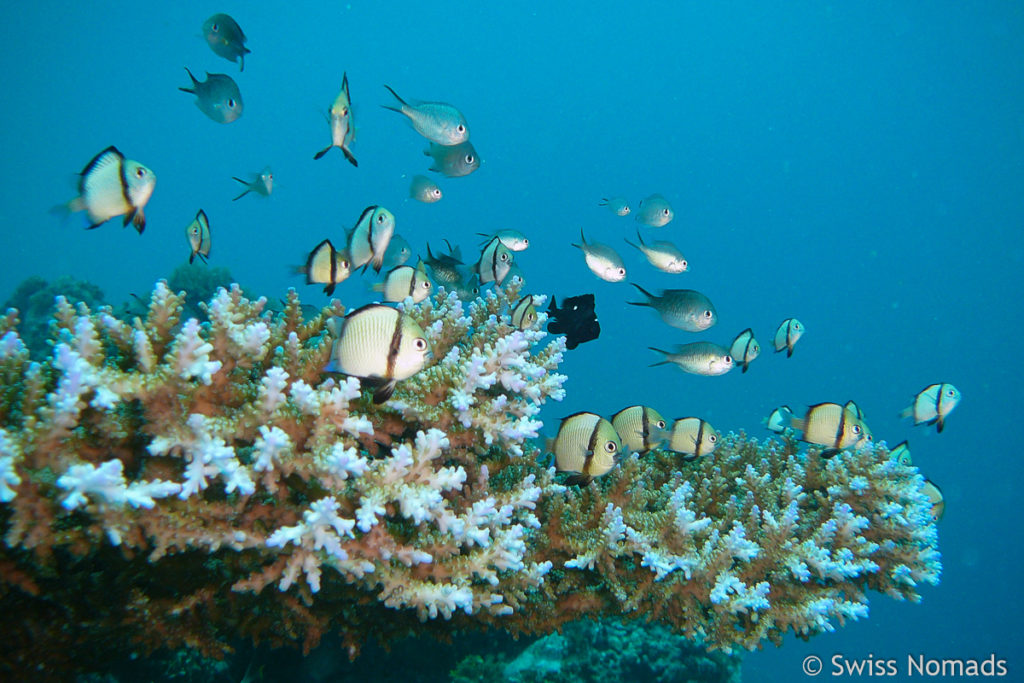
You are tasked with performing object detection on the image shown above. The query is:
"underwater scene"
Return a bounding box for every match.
[1,2,1021,681]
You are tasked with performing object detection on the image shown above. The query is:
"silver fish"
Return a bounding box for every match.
[202,13,250,71]
[624,230,687,273]
[314,73,357,166]
[573,229,626,282]
[231,166,273,201]
[383,85,469,145]
[58,146,156,233]
[900,383,961,433]
[635,193,674,227]
[648,342,733,376]
[478,229,529,252]
[424,241,464,284]
[773,318,804,357]
[326,304,430,404]
[476,236,513,284]
[185,209,211,264]
[347,206,396,273]
[425,141,480,177]
[410,174,443,203]
[628,285,716,331]
[598,197,630,216]
[728,328,760,373]
[179,68,243,124]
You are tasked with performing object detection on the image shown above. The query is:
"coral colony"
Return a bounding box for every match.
[0,281,940,673]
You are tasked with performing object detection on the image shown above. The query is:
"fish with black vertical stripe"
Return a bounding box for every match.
[666,417,719,460]
[611,405,667,454]
[56,146,156,233]
[185,210,211,263]
[900,383,960,433]
[547,412,622,486]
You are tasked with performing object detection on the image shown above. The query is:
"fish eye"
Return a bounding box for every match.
[709,434,717,443]
[681,260,688,268]
[656,420,666,429]
[341,260,350,268]
[724,355,733,363]
[617,268,625,276]
[228,98,236,108]
[703,310,712,319]
[500,253,510,262]
[946,389,955,396]
[136,167,145,177]
[464,155,475,164]
[211,23,219,31]
[853,424,862,434]
[432,189,441,197]
[662,209,670,216]
[603,441,617,453]
[422,281,431,289]
[457,124,466,133]
[413,338,428,351]
[522,239,529,246]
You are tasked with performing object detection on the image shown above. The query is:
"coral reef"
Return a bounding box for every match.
[0,280,940,679]
[2,275,106,359]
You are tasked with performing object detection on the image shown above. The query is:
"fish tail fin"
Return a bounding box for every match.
[369,281,384,293]
[179,67,199,93]
[313,145,333,160]
[342,146,358,167]
[231,178,250,201]
[49,199,78,222]
[647,347,669,366]
[597,198,609,206]
[635,229,646,246]
[898,406,913,420]
[232,189,250,201]
[623,237,640,252]
[382,84,407,108]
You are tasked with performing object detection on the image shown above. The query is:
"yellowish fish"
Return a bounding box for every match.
[900,383,960,433]
[667,417,719,460]
[510,295,538,330]
[889,440,912,466]
[57,146,156,234]
[788,403,868,458]
[185,209,211,264]
[546,412,622,486]
[326,304,430,403]
[314,73,357,166]
[773,318,804,357]
[922,479,944,521]
[611,405,667,454]
[294,239,351,295]
[372,260,432,303]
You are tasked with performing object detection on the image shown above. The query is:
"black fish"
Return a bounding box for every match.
[547,294,600,350]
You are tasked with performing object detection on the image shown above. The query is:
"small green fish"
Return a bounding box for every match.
[598,197,630,216]
[889,440,912,466]
[314,73,357,166]
[202,13,250,71]
[372,260,431,303]
[410,174,442,203]
[425,141,480,177]
[922,479,944,521]
[294,239,350,295]
[476,236,513,285]
[510,295,538,330]
[773,318,804,357]
[425,241,465,284]
[624,230,687,273]
[185,209,211,264]
[635,193,674,227]
[667,417,719,460]
[546,412,622,486]
[573,229,626,282]
[728,328,760,373]
[347,206,396,273]
[451,273,482,301]
[326,304,430,404]
[231,166,272,201]
[380,234,412,271]
[611,405,667,454]
[764,405,795,433]
[179,68,243,124]
[628,285,716,331]
[383,85,469,145]
[57,146,155,233]
[648,342,733,376]
[900,383,960,433]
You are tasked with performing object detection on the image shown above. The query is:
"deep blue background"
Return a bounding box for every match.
[2,2,1021,679]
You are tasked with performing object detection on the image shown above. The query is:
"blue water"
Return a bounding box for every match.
[2,2,1021,680]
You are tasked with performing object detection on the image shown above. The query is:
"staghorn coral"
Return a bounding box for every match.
[0,279,939,678]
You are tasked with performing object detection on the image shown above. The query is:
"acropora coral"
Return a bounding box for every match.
[0,279,940,678]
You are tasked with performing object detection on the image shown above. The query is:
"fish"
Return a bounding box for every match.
[624,230,688,273]
[573,229,626,282]
[409,174,442,202]
[922,479,944,521]
[788,402,869,458]
[503,263,527,288]
[179,68,243,124]
[425,141,480,177]
[773,318,804,357]
[347,206,396,273]
[844,400,873,441]
[728,328,760,373]
[635,193,674,227]
[546,294,600,350]
[231,166,273,201]
[380,234,412,271]
[598,197,630,216]
[185,209,211,264]
[510,295,538,330]
[424,241,465,285]
[451,273,482,301]
[648,342,734,376]
[610,405,667,454]
[325,304,430,404]
[371,260,432,303]
[477,229,529,252]
[889,440,912,466]
[314,73,357,166]
[201,13,250,71]
[295,239,350,295]
[628,285,717,332]
[666,417,719,460]
[476,236,513,285]
[546,412,622,486]
[382,85,469,145]
[57,146,156,233]
[764,405,796,433]
[900,383,961,433]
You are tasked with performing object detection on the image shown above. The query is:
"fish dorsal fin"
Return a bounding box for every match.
[79,146,124,192]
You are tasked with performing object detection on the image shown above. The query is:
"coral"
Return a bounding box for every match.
[166,262,240,321]
[0,279,940,679]
[2,274,105,359]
